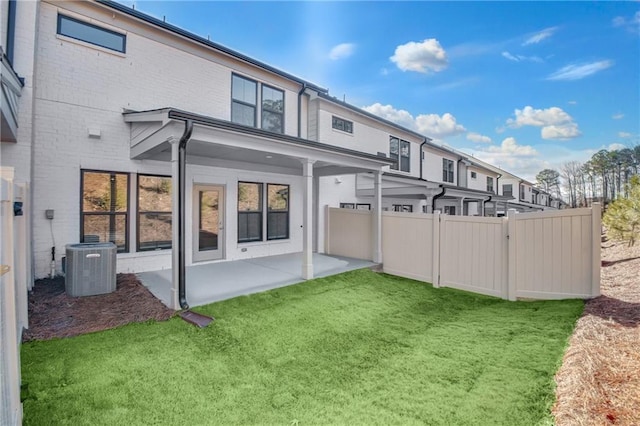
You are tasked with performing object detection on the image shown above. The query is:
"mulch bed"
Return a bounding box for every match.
[23,274,175,342]
[553,239,640,425]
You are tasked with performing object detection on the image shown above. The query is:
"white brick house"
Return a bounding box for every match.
[2,0,393,312]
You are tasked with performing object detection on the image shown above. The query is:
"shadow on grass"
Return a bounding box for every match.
[584,295,640,327]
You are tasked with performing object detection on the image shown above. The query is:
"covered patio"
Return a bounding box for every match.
[137,252,375,308]
[124,107,392,309]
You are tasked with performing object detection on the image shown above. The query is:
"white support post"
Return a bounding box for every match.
[432,210,441,288]
[169,137,180,310]
[372,171,382,263]
[591,203,602,297]
[301,159,315,279]
[501,215,509,299]
[459,197,464,216]
[507,209,517,301]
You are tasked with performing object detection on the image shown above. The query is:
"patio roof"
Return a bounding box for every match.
[123,108,393,176]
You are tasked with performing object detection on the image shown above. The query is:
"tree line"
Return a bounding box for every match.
[535,145,640,208]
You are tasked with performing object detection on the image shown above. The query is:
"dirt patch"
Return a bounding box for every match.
[23,274,175,342]
[553,239,640,425]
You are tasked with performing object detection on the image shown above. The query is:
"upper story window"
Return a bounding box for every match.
[332,116,353,134]
[486,176,494,193]
[520,184,525,200]
[262,85,284,133]
[503,184,513,198]
[231,74,258,127]
[57,15,126,53]
[470,171,477,179]
[442,159,454,183]
[389,137,410,172]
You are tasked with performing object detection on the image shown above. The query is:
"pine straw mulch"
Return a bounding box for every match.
[553,238,640,425]
[22,274,175,342]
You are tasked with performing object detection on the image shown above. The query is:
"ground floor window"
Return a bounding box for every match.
[340,203,370,210]
[81,170,129,252]
[444,206,456,215]
[392,204,413,212]
[238,182,263,243]
[267,184,289,240]
[238,182,289,243]
[137,175,172,251]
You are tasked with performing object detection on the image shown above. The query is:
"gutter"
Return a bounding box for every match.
[297,83,307,138]
[431,185,446,212]
[419,138,427,180]
[177,119,194,310]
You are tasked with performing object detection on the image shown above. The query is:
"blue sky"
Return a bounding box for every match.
[123,1,639,181]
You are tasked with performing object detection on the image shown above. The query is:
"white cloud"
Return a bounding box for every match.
[390,39,448,74]
[522,27,558,46]
[467,138,544,181]
[541,123,581,139]
[467,132,492,143]
[329,43,355,60]
[618,131,632,138]
[546,60,613,81]
[486,137,538,156]
[415,113,466,137]
[362,103,466,138]
[609,143,627,151]
[362,103,416,130]
[612,11,640,34]
[567,100,577,105]
[506,106,581,140]
[501,51,543,62]
[612,113,625,120]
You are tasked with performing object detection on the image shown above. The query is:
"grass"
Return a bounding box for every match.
[21,269,583,425]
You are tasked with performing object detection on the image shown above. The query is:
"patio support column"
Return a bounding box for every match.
[459,197,465,216]
[301,159,315,279]
[169,137,180,310]
[372,170,383,263]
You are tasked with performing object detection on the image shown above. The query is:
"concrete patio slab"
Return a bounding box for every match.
[137,253,375,308]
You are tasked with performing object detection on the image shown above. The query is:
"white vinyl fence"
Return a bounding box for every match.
[1,167,30,426]
[326,205,601,301]
[325,206,373,261]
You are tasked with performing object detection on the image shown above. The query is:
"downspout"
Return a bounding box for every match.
[297,83,307,138]
[178,119,194,310]
[419,138,427,180]
[496,173,502,194]
[482,196,492,217]
[6,0,16,65]
[431,185,446,212]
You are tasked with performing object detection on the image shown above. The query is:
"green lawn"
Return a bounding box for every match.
[21,269,582,425]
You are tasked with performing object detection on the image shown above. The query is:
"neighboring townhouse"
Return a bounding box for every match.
[312,93,427,214]
[467,158,563,214]
[311,94,509,229]
[422,146,511,216]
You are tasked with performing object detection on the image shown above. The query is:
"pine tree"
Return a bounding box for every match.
[603,175,640,246]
